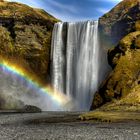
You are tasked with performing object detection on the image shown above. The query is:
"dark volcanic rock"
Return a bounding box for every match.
[19,105,42,113]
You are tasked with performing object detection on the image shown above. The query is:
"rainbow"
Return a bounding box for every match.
[0,59,71,107]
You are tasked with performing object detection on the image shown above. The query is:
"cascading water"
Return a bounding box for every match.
[51,21,107,111]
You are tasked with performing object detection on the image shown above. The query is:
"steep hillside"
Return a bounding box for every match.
[0,1,58,83]
[99,0,140,46]
[91,0,140,111]
[91,31,140,110]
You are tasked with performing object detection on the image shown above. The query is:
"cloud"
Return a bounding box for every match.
[103,0,122,1]
[6,0,79,21]
[97,8,109,14]
[105,0,122,2]
[47,0,78,14]
[43,0,81,21]
[5,0,40,8]
[88,0,122,2]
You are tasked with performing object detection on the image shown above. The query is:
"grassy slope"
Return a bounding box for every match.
[0,1,58,22]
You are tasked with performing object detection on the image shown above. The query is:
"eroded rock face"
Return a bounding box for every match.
[0,1,59,110]
[0,1,58,83]
[91,0,140,110]
[91,31,140,110]
[99,0,140,46]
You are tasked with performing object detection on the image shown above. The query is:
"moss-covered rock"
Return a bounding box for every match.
[0,26,14,55]
[91,31,140,110]
[108,31,140,67]
[0,1,58,83]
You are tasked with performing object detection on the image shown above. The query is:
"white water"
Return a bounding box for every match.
[51,21,106,111]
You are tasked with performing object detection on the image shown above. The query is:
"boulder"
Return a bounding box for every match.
[19,105,42,113]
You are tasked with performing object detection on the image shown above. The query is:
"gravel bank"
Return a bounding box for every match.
[0,112,139,140]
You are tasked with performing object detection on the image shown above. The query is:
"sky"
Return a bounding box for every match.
[7,0,122,21]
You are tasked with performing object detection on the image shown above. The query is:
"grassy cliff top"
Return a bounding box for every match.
[99,0,140,45]
[0,1,58,22]
[101,0,139,20]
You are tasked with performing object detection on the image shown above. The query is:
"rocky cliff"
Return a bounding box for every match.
[99,0,140,46]
[0,1,58,83]
[0,1,59,110]
[91,0,140,111]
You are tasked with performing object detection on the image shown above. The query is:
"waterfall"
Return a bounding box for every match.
[51,20,107,111]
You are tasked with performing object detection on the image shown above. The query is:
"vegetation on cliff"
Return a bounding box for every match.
[91,31,140,110]
[0,1,58,83]
[0,1,58,109]
[88,0,140,119]
[99,0,140,45]
[81,34,140,120]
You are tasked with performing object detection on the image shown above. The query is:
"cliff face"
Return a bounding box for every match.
[0,1,58,83]
[99,0,140,46]
[91,0,140,111]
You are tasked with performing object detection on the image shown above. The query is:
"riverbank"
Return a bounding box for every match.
[0,112,139,140]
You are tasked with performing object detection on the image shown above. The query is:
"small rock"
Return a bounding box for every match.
[19,105,42,113]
